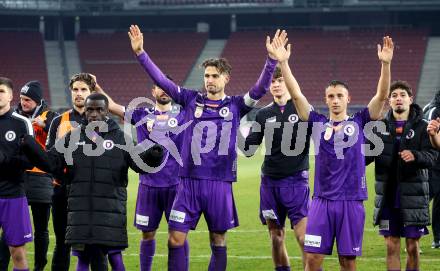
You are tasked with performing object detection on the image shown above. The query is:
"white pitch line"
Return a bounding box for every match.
[26,252,440,262]
[45,228,386,238]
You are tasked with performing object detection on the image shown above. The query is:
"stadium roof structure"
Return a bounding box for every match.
[1,0,440,16]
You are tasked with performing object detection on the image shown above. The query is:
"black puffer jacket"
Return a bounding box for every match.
[368,104,438,226]
[422,91,440,197]
[22,118,163,248]
[16,100,58,203]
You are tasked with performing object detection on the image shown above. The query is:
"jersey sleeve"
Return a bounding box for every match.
[244,57,278,105]
[136,52,198,107]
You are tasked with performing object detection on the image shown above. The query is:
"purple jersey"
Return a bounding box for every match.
[137,52,277,182]
[127,105,185,187]
[309,108,371,200]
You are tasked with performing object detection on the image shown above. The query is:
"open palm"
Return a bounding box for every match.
[128,24,144,55]
[377,36,394,64]
[266,29,290,62]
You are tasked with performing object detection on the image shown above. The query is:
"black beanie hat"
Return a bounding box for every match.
[20,81,43,103]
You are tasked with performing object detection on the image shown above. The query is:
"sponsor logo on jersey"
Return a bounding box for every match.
[262,209,277,220]
[169,210,186,223]
[136,214,149,226]
[379,219,390,231]
[304,234,322,248]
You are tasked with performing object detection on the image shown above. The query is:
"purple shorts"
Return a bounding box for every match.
[304,197,365,256]
[378,207,429,238]
[0,197,33,246]
[168,178,239,233]
[134,183,178,232]
[259,174,309,228]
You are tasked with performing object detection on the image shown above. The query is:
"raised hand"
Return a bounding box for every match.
[128,25,144,56]
[377,36,394,64]
[89,73,101,92]
[427,118,440,136]
[266,29,290,62]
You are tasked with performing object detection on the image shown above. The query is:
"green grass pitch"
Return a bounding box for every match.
[22,153,440,270]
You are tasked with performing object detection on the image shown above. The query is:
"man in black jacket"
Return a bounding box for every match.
[244,67,312,271]
[0,80,59,271]
[22,93,164,271]
[0,77,35,271]
[422,90,440,248]
[369,81,438,271]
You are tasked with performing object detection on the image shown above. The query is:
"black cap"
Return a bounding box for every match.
[20,81,43,103]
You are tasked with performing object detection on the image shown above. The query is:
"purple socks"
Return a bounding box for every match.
[208,245,227,271]
[108,252,126,271]
[140,239,156,271]
[168,245,187,271]
[76,255,89,271]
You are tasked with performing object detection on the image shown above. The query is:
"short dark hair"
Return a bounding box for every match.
[201,58,232,75]
[0,77,13,91]
[153,74,174,89]
[85,93,109,108]
[390,80,413,97]
[327,80,349,91]
[69,73,96,91]
[273,66,282,80]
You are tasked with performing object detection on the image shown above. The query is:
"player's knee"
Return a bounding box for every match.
[269,229,285,247]
[168,231,186,247]
[10,246,26,264]
[385,237,400,254]
[339,255,356,268]
[209,231,226,246]
[142,231,156,241]
[406,239,419,256]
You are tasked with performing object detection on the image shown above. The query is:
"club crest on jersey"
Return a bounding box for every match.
[406,129,415,139]
[288,114,299,124]
[146,119,155,132]
[102,140,114,150]
[194,106,203,118]
[343,124,355,136]
[324,126,333,141]
[5,131,16,142]
[168,117,178,128]
[219,107,230,118]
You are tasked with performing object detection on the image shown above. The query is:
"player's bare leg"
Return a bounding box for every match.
[267,220,290,269]
[9,245,28,270]
[305,253,325,271]
[405,238,420,270]
[385,236,401,270]
[293,217,307,268]
[338,255,356,271]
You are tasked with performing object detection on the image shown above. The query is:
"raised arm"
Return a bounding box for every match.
[90,74,125,119]
[129,25,192,106]
[368,36,394,120]
[243,30,285,107]
[270,34,311,121]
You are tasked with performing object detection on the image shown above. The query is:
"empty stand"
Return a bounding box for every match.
[221,28,429,106]
[0,31,50,104]
[77,32,208,105]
